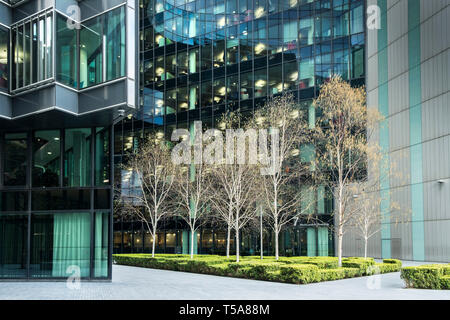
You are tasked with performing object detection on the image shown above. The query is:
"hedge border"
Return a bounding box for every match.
[113,254,402,285]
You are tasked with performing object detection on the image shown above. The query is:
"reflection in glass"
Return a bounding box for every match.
[0,215,27,278]
[105,6,126,81]
[56,13,78,87]
[64,128,92,187]
[95,127,110,186]
[94,212,109,277]
[33,130,61,188]
[4,133,27,186]
[30,213,91,278]
[80,16,103,88]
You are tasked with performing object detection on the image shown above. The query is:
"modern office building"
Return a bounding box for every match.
[1,0,447,282]
[0,0,137,279]
[112,0,365,257]
[342,0,450,262]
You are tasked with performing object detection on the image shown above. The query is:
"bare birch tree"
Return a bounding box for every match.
[121,135,177,257]
[209,111,261,262]
[173,161,214,259]
[313,75,383,267]
[251,94,315,260]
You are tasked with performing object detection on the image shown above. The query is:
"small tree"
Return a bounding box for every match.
[209,111,261,262]
[251,94,315,260]
[122,135,177,257]
[174,161,213,259]
[313,75,383,267]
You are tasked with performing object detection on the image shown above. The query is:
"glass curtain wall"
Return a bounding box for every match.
[0,127,112,279]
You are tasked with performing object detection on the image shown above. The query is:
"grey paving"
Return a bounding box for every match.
[0,262,449,300]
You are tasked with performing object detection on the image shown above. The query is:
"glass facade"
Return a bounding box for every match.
[11,9,53,91]
[6,5,126,93]
[80,6,126,88]
[113,0,362,257]
[0,127,112,279]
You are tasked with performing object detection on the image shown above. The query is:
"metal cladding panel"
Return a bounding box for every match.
[78,80,127,114]
[11,0,54,23]
[0,94,11,118]
[55,85,78,114]
[12,86,56,117]
[0,1,12,26]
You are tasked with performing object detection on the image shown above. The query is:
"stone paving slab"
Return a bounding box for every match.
[0,263,449,300]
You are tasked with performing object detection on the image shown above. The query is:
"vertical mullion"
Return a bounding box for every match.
[22,23,25,88]
[52,9,56,80]
[108,125,114,280]
[43,14,46,81]
[30,20,33,86]
[15,27,18,90]
[90,127,96,279]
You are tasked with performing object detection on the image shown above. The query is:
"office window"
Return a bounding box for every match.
[80,16,103,88]
[56,13,78,87]
[4,133,28,186]
[30,213,91,278]
[254,68,267,98]
[0,26,7,90]
[0,215,28,279]
[64,128,92,187]
[33,130,61,188]
[94,212,109,278]
[105,6,126,81]
[95,127,110,186]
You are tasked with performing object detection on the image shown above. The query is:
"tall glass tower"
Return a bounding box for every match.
[112,0,366,257]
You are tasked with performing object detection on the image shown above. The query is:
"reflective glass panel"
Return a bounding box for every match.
[0,214,28,279]
[64,128,92,187]
[4,133,27,186]
[56,13,78,87]
[33,130,61,187]
[30,213,91,278]
[80,16,103,88]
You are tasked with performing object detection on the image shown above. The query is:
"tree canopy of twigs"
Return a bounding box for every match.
[250,94,316,260]
[313,75,383,266]
[120,134,177,257]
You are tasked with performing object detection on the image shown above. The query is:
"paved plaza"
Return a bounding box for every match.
[0,262,449,300]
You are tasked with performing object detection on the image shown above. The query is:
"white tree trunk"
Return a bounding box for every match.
[226,225,231,258]
[235,230,240,263]
[364,237,368,259]
[274,229,279,261]
[337,226,343,267]
[190,229,195,260]
[152,231,156,258]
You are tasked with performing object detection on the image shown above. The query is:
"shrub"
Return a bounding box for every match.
[440,276,450,290]
[401,264,447,289]
[113,254,400,285]
[278,265,320,284]
[342,257,375,275]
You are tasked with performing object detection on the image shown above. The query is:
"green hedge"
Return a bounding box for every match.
[401,264,450,290]
[113,254,401,285]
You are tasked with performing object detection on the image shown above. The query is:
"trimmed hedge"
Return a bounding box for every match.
[401,264,450,290]
[113,254,402,285]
